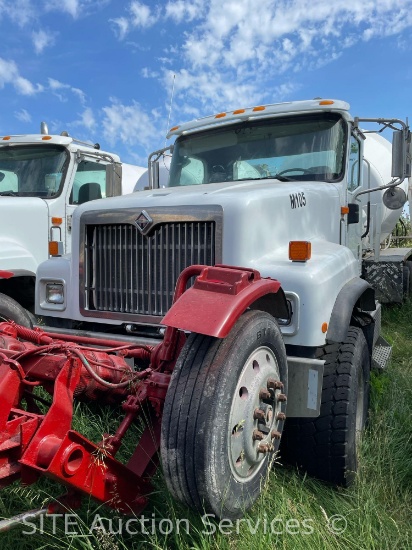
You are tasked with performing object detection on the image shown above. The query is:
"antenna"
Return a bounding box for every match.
[164,73,176,149]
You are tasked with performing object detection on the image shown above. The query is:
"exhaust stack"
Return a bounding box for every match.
[40,121,49,135]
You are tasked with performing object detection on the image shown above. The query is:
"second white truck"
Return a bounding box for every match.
[0,123,146,323]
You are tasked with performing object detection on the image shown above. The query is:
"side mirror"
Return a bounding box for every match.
[106,162,122,197]
[383,187,407,210]
[149,159,160,189]
[348,203,359,224]
[148,145,173,189]
[392,129,411,179]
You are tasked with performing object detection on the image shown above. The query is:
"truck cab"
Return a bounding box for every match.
[36,99,409,345]
[0,126,146,314]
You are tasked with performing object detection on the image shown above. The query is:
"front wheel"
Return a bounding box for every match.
[0,292,32,327]
[160,310,288,519]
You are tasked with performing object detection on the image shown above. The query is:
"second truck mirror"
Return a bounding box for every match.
[106,163,122,197]
[392,129,412,179]
[348,203,359,224]
[149,160,160,189]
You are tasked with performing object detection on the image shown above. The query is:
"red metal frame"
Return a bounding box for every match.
[0,264,284,517]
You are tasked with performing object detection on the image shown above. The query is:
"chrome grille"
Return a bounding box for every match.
[84,221,216,317]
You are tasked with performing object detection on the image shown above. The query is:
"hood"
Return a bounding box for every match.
[75,177,339,210]
[72,178,342,269]
[0,197,49,274]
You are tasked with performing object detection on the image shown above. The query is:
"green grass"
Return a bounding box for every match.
[0,302,411,549]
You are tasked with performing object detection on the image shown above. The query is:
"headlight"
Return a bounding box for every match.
[46,283,64,304]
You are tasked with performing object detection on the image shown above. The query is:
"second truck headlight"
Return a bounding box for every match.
[46,283,64,304]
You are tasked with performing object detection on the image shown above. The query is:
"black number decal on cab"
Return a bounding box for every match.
[290,192,306,209]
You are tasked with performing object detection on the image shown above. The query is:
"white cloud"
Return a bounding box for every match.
[130,1,157,27]
[142,67,159,78]
[71,107,96,130]
[0,0,36,27]
[72,87,87,104]
[102,99,158,149]
[164,0,205,23]
[180,0,412,72]
[161,1,412,113]
[111,1,158,39]
[0,58,43,96]
[45,0,110,19]
[15,108,32,123]
[44,0,79,18]
[81,107,96,129]
[110,0,412,120]
[110,17,130,40]
[48,78,86,104]
[32,29,57,54]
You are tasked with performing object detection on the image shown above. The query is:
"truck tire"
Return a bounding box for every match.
[160,310,288,519]
[281,326,370,486]
[406,261,412,297]
[0,292,33,328]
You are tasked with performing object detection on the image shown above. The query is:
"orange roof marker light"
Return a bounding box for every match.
[169,125,179,133]
[2,136,10,140]
[42,136,52,141]
[253,106,266,112]
[319,100,334,106]
[289,241,312,262]
[233,109,245,114]
[215,113,226,119]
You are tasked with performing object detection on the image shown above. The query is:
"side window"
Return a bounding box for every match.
[70,160,106,205]
[348,136,361,192]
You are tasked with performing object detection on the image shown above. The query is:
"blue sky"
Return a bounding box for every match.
[1,0,412,169]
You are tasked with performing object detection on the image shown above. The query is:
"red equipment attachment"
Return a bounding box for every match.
[0,323,164,514]
[0,265,285,519]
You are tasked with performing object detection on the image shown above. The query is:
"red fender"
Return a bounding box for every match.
[161,265,289,338]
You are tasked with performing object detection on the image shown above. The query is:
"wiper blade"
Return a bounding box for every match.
[259,174,293,182]
[0,190,19,196]
[235,174,293,183]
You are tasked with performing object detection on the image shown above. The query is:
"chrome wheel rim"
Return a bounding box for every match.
[228,346,284,482]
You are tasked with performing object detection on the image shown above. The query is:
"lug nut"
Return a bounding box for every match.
[257,443,274,453]
[277,412,286,421]
[277,393,287,402]
[267,378,283,391]
[271,430,281,440]
[252,429,265,441]
[254,408,266,421]
[259,389,272,401]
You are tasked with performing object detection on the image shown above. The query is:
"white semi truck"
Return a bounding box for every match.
[0,123,146,324]
[33,99,411,518]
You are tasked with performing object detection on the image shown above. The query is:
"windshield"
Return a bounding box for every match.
[0,145,69,198]
[168,113,346,186]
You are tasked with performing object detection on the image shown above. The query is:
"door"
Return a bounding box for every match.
[65,156,109,254]
[346,134,363,273]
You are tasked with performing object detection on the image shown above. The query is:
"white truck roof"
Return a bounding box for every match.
[0,133,121,162]
[167,99,351,139]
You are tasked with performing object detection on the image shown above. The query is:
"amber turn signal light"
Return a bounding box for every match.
[289,241,312,262]
[49,241,59,256]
